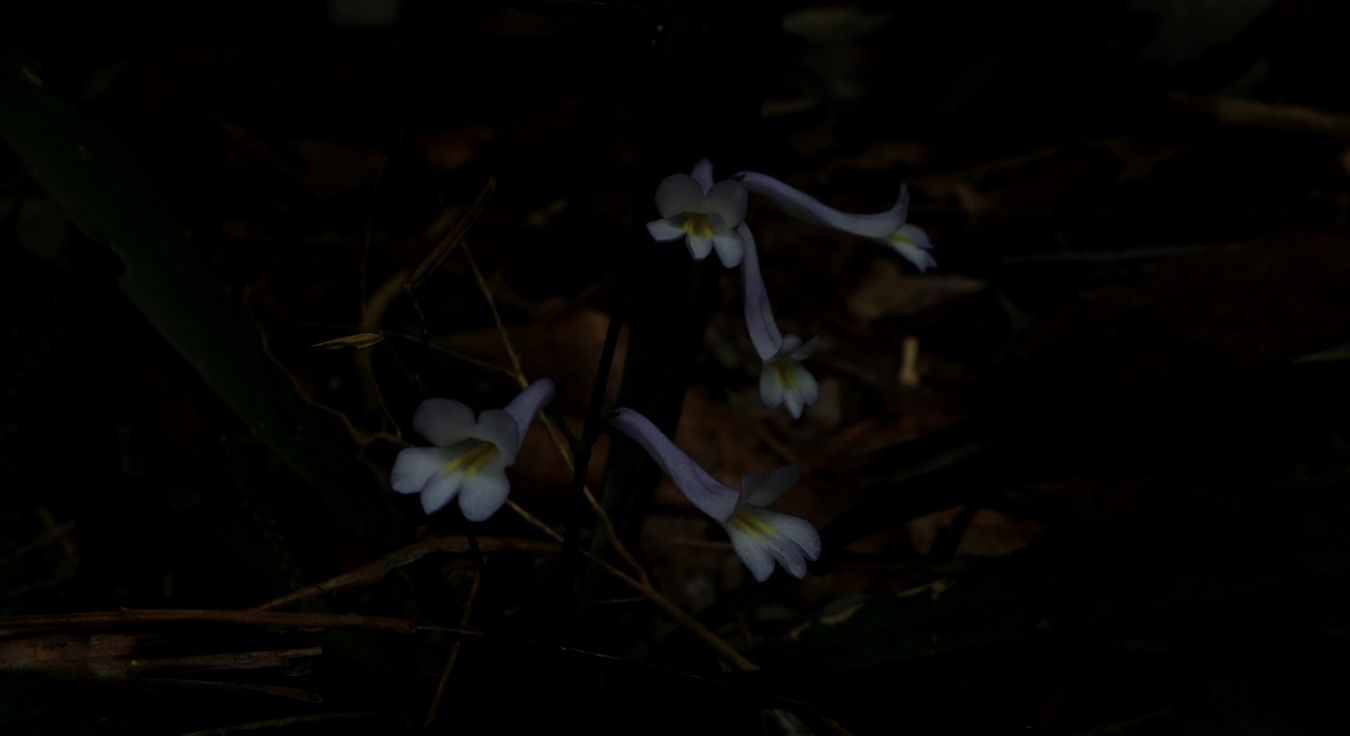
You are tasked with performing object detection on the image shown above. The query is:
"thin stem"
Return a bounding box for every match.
[503,501,755,671]
[251,536,555,612]
[402,285,432,354]
[462,245,647,580]
[461,244,529,390]
[0,610,477,638]
[464,243,755,672]
[544,406,580,451]
[563,290,628,579]
[425,570,481,726]
[384,331,517,379]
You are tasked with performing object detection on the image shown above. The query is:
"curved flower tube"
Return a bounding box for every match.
[735,172,935,272]
[608,408,739,522]
[609,408,821,581]
[391,379,556,521]
[647,159,748,267]
[740,224,821,419]
[739,223,783,361]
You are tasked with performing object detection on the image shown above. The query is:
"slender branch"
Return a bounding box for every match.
[1170,92,1350,139]
[0,606,768,701]
[143,678,321,703]
[129,647,323,673]
[425,570,481,726]
[460,244,529,389]
[544,406,580,450]
[407,178,496,289]
[13,521,76,559]
[0,610,477,638]
[461,244,648,582]
[460,246,754,669]
[183,712,397,736]
[503,508,756,671]
[563,290,627,577]
[384,330,517,378]
[358,269,412,433]
[402,285,433,354]
[252,536,557,612]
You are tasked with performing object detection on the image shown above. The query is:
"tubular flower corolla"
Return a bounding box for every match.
[740,224,820,419]
[647,159,749,267]
[735,171,935,272]
[391,379,555,521]
[609,408,821,581]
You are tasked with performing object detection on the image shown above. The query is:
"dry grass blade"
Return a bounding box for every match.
[182,712,397,736]
[460,245,758,672]
[407,177,496,289]
[425,570,481,726]
[311,333,385,350]
[253,536,557,612]
[460,244,648,581]
[0,609,479,638]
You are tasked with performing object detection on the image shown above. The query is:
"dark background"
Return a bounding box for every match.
[3,1,1350,733]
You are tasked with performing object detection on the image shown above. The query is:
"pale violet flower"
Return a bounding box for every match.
[647,159,749,267]
[609,408,821,582]
[391,379,555,521]
[760,335,821,420]
[880,222,935,273]
[735,171,935,272]
[740,224,820,419]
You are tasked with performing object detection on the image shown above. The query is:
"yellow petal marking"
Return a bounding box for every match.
[771,358,798,391]
[680,212,714,240]
[441,441,499,480]
[729,509,778,541]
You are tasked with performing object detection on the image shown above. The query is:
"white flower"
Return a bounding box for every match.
[391,379,555,521]
[878,222,935,273]
[740,224,821,419]
[609,408,821,582]
[735,172,935,272]
[760,335,820,420]
[646,159,749,267]
[724,466,821,582]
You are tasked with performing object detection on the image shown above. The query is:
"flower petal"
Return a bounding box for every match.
[391,447,453,494]
[757,507,822,561]
[789,335,821,361]
[685,233,713,260]
[760,366,785,409]
[609,408,739,522]
[691,158,715,192]
[725,519,777,582]
[884,223,936,272]
[769,534,807,578]
[743,465,801,508]
[740,225,784,361]
[647,218,685,242]
[730,507,806,579]
[737,172,909,239]
[704,180,748,229]
[503,378,556,444]
[711,230,744,268]
[412,398,477,447]
[419,472,462,514]
[794,365,820,407]
[475,409,522,466]
[654,174,704,219]
[783,388,804,419]
[458,470,512,522]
